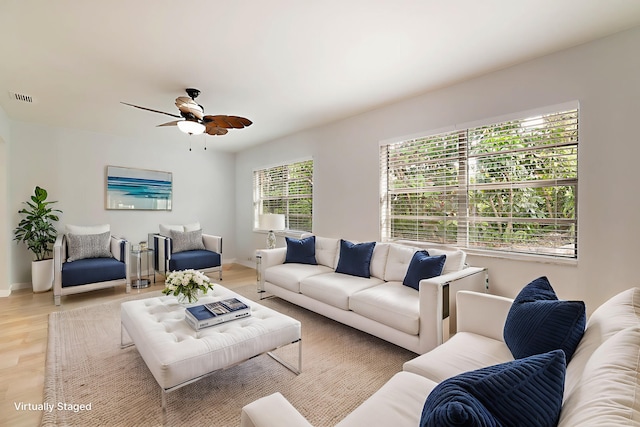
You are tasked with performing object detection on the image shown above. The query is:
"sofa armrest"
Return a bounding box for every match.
[110,236,127,262]
[417,267,488,352]
[456,291,513,342]
[241,393,314,427]
[257,247,287,269]
[109,237,131,284]
[256,247,287,290]
[202,234,222,253]
[53,235,65,294]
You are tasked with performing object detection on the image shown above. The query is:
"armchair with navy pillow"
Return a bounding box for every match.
[153,222,222,280]
[53,224,130,305]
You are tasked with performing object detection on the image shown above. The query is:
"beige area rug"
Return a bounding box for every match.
[42,285,416,427]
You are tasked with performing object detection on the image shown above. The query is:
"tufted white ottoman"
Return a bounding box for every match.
[120,284,301,417]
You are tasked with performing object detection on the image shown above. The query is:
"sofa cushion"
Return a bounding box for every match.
[336,372,438,427]
[350,282,420,335]
[169,249,220,271]
[369,243,390,280]
[402,251,446,290]
[503,276,585,362]
[565,287,640,397]
[335,240,376,278]
[559,325,640,426]
[315,237,340,268]
[66,231,112,262]
[384,244,419,282]
[424,247,465,274]
[285,236,317,265]
[300,272,384,310]
[420,350,566,427]
[265,263,333,293]
[61,257,126,287]
[170,229,206,253]
[403,332,514,383]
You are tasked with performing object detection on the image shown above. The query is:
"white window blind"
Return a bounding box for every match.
[254,159,313,232]
[381,108,578,258]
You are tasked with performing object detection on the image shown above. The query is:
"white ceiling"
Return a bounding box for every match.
[1,0,640,152]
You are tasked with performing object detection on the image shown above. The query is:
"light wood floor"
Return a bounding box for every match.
[0,264,256,427]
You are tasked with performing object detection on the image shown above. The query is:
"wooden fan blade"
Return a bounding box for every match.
[175,96,204,120]
[205,124,229,136]
[202,115,252,129]
[157,120,181,127]
[121,102,182,118]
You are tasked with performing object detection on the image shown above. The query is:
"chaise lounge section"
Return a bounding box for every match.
[257,236,488,354]
[242,285,640,427]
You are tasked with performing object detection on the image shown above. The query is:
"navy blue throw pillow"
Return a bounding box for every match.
[284,236,317,265]
[403,251,447,290]
[503,276,585,362]
[420,350,566,427]
[335,239,376,278]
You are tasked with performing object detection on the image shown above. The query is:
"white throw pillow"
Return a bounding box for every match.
[183,222,201,232]
[159,224,184,236]
[66,224,110,235]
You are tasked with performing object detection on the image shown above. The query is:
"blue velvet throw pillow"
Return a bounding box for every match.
[420,350,566,427]
[503,276,586,362]
[403,251,447,290]
[284,236,317,265]
[335,239,376,278]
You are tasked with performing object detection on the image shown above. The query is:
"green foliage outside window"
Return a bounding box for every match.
[383,109,578,257]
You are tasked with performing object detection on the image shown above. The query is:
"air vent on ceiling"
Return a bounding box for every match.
[9,91,36,103]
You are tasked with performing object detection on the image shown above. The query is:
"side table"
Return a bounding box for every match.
[132,248,154,289]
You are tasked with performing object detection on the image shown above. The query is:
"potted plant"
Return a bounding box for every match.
[14,186,62,292]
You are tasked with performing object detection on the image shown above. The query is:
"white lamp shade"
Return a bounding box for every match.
[177,120,206,135]
[259,214,285,231]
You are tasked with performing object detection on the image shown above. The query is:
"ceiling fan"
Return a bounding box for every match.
[122,88,252,136]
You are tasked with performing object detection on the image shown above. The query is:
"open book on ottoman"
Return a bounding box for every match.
[185,298,251,331]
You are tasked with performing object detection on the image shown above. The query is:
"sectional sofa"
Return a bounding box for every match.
[257,236,488,354]
[242,285,640,426]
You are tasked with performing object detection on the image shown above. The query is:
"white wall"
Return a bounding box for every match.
[8,123,236,287]
[235,26,640,312]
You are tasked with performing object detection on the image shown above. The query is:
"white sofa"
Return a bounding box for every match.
[257,237,488,355]
[241,287,640,427]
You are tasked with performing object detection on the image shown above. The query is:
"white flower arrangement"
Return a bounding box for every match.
[162,269,214,303]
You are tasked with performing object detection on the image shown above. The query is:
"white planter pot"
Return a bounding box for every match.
[32,259,54,293]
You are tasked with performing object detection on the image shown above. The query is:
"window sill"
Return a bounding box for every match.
[462,247,578,267]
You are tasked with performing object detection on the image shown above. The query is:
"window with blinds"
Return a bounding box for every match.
[253,159,313,232]
[380,107,578,258]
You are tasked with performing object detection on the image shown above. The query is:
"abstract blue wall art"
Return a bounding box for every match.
[106,166,172,210]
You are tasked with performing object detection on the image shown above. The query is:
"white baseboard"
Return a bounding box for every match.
[237,259,256,269]
[0,282,31,297]
[12,282,32,290]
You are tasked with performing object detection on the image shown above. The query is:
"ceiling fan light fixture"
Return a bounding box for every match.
[177,120,205,135]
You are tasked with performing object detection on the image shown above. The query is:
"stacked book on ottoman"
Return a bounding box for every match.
[185,297,251,330]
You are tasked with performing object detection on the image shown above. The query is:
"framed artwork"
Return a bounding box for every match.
[106,166,172,210]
